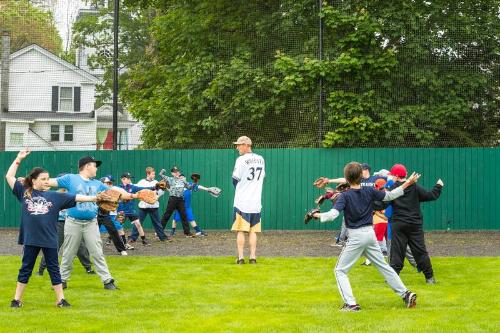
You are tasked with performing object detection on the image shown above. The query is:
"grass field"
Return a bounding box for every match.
[0,256,498,333]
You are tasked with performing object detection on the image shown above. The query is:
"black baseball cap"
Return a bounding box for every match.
[171,166,180,172]
[121,172,134,179]
[78,156,102,169]
[361,163,371,171]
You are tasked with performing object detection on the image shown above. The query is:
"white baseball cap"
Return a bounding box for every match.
[233,136,252,145]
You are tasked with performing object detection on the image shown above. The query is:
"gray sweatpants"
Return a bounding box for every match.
[60,217,113,283]
[335,226,408,305]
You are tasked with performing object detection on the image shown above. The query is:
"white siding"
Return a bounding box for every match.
[6,48,95,113]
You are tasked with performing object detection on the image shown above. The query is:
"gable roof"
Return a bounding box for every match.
[8,44,99,84]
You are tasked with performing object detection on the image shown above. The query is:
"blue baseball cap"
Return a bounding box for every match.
[361,163,371,171]
[100,175,114,183]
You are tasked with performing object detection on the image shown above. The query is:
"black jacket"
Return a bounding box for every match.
[389,182,443,225]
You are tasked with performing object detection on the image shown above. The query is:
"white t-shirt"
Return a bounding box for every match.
[232,152,265,213]
[135,179,164,209]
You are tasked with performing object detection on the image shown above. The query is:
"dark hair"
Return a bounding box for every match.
[344,162,363,185]
[23,167,48,198]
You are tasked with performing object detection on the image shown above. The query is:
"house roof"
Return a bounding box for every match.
[0,111,95,123]
[7,44,99,84]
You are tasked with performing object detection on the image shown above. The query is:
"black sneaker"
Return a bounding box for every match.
[403,291,417,308]
[86,269,96,275]
[236,258,245,264]
[10,299,22,308]
[62,281,67,289]
[426,277,437,284]
[249,259,257,264]
[56,299,71,308]
[142,239,150,246]
[340,303,361,312]
[104,280,119,290]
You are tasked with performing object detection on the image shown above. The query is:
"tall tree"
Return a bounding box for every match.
[0,0,62,54]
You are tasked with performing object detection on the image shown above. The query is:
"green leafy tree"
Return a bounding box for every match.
[0,0,62,54]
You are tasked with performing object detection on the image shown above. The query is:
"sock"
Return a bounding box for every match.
[194,225,201,233]
[141,236,146,241]
[121,235,127,244]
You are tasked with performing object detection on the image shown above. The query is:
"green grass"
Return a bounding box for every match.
[0,256,498,333]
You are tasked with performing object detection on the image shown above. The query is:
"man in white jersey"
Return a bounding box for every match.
[231,136,265,264]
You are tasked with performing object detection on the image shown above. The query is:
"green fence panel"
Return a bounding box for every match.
[1,148,499,231]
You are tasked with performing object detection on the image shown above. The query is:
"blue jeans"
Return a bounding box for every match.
[19,245,61,285]
[132,208,167,241]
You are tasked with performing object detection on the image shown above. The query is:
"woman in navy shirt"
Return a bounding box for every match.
[6,149,97,308]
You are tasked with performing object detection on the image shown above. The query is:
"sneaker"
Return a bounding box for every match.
[426,277,436,284]
[10,299,22,308]
[125,243,135,250]
[104,280,119,290]
[403,291,417,308]
[86,269,96,275]
[142,240,150,246]
[185,233,196,238]
[195,231,208,237]
[128,239,137,244]
[331,241,345,248]
[170,231,176,237]
[249,259,257,264]
[120,251,128,256]
[236,258,245,264]
[62,281,67,289]
[56,299,71,308]
[160,236,173,242]
[105,238,112,246]
[340,303,361,312]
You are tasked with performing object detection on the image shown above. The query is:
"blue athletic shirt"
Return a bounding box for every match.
[117,183,151,214]
[333,186,386,229]
[13,181,76,248]
[57,174,108,220]
[361,175,386,188]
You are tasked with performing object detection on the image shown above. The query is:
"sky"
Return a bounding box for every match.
[45,0,87,51]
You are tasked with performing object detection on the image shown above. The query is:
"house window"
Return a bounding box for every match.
[59,87,73,111]
[64,125,73,141]
[9,133,23,145]
[51,125,60,141]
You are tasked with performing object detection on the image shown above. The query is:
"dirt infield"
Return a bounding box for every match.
[0,229,499,257]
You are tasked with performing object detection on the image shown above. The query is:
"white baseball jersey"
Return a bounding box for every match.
[232,152,265,213]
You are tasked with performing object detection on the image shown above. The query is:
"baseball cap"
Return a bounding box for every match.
[171,166,180,172]
[233,136,252,145]
[389,164,407,178]
[100,175,114,183]
[374,169,390,178]
[78,156,102,169]
[361,163,371,171]
[121,172,134,179]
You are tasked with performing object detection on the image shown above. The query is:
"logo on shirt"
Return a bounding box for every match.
[25,196,53,215]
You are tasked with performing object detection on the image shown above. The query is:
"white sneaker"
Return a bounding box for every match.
[120,251,128,256]
[125,244,135,250]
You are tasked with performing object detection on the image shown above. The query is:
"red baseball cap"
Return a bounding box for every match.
[389,164,407,178]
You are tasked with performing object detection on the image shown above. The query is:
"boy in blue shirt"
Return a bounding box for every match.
[309,162,420,311]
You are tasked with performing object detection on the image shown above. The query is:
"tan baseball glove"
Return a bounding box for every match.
[96,189,122,212]
[136,189,158,204]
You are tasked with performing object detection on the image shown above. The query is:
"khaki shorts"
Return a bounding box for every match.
[231,208,261,233]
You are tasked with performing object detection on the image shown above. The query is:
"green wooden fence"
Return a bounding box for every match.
[1,148,499,230]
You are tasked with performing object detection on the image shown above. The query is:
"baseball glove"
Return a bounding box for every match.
[96,189,122,212]
[136,189,158,204]
[191,173,201,184]
[207,187,222,198]
[116,211,125,224]
[313,177,329,189]
[304,208,320,225]
[336,182,350,192]
[155,179,169,190]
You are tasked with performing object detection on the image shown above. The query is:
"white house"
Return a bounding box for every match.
[0,43,99,151]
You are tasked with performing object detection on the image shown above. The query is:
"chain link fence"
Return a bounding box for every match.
[0,0,498,150]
